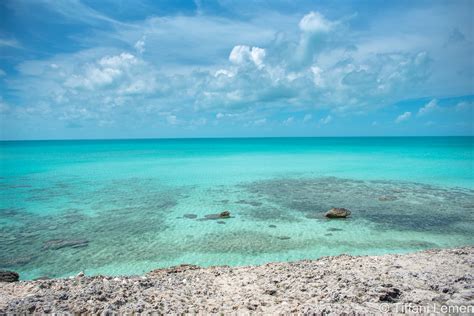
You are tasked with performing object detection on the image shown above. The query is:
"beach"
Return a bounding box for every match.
[1,247,473,313]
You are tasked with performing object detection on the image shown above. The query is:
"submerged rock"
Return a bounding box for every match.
[42,239,89,250]
[325,208,351,219]
[378,195,397,202]
[201,211,232,221]
[0,255,35,267]
[219,211,231,218]
[0,270,19,282]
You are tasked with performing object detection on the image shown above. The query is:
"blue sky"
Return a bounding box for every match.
[0,0,473,139]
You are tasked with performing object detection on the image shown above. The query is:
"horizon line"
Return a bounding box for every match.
[1,135,473,142]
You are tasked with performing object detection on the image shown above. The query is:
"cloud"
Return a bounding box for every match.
[253,118,267,126]
[319,115,332,125]
[283,116,294,125]
[455,101,473,112]
[64,53,141,90]
[5,10,435,131]
[134,37,146,54]
[298,11,334,33]
[418,99,438,116]
[395,111,412,123]
[0,37,21,48]
[166,115,179,125]
[229,45,266,68]
[2,3,473,138]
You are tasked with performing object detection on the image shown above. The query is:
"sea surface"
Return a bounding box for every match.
[1,137,473,280]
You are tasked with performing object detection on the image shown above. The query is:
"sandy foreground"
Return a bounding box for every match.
[0,247,473,314]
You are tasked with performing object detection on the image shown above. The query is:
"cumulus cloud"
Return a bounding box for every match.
[395,111,412,123]
[298,11,334,33]
[134,37,146,54]
[229,45,266,68]
[64,53,140,90]
[418,99,438,116]
[4,3,471,136]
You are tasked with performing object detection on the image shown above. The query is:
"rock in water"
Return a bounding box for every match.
[325,208,351,218]
[0,270,19,282]
[219,211,231,218]
[202,211,231,220]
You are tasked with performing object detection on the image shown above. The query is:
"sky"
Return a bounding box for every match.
[0,0,473,140]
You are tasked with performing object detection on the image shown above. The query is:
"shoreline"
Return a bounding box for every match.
[1,247,473,313]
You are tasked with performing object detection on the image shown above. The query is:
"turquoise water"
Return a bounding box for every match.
[0,137,473,280]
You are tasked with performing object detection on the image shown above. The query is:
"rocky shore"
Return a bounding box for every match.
[1,247,473,314]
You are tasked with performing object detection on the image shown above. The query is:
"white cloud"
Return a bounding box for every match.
[190,117,207,126]
[283,116,294,125]
[418,99,438,116]
[319,115,332,125]
[134,37,146,54]
[229,45,266,68]
[299,11,333,33]
[253,118,267,126]
[455,101,473,112]
[3,4,472,134]
[64,53,140,90]
[0,37,21,48]
[311,66,324,87]
[395,111,412,123]
[166,115,179,125]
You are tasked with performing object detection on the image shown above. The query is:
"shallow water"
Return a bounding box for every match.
[0,137,473,279]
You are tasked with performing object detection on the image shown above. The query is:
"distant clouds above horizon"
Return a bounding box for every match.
[0,0,473,139]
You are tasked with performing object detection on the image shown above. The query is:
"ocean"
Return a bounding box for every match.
[0,137,473,280]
